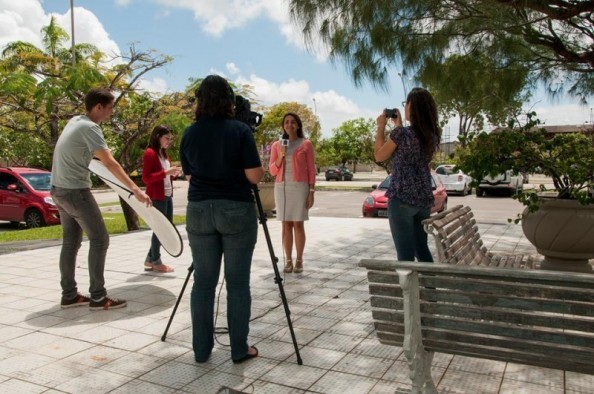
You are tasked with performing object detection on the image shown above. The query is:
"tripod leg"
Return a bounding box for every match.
[161,263,194,341]
[252,184,303,365]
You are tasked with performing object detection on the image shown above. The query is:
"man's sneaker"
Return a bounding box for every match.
[61,293,91,309]
[89,297,127,311]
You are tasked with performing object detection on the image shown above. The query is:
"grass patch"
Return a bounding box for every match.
[0,213,186,242]
[98,201,121,207]
[317,185,373,192]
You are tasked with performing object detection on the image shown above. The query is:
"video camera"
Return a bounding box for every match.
[234,95,262,132]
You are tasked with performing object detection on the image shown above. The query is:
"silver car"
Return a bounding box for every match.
[435,164,473,195]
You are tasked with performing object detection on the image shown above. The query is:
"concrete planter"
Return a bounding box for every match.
[522,198,594,272]
[256,182,275,217]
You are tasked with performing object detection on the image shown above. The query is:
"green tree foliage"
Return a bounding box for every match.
[314,139,338,172]
[328,117,375,171]
[290,0,594,97]
[257,101,320,152]
[0,19,175,230]
[0,16,106,165]
[418,53,531,145]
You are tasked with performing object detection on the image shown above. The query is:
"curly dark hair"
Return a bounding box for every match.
[194,75,235,120]
[406,87,442,159]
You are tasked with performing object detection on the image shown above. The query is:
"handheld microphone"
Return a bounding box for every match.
[281,132,289,147]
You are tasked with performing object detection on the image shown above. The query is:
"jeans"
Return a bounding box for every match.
[186,199,258,362]
[146,196,173,265]
[387,197,433,262]
[50,187,109,300]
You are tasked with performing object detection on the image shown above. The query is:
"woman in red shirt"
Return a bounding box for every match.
[268,113,316,274]
[142,125,180,273]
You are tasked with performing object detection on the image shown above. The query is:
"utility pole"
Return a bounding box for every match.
[397,72,407,96]
[312,97,317,116]
[70,0,76,66]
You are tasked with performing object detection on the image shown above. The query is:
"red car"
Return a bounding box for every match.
[362,174,448,217]
[0,167,60,228]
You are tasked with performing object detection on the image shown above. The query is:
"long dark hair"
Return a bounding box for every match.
[406,88,441,159]
[282,112,304,138]
[194,74,235,120]
[148,125,172,159]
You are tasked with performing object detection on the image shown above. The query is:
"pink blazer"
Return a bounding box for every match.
[268,139,316,184]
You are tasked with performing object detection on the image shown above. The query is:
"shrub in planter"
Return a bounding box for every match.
[456,123,594,219]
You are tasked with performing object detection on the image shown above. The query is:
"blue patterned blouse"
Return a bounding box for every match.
[385,126,434,209]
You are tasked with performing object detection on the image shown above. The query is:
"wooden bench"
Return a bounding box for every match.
[358,259,594,393]
[422,204,537,268]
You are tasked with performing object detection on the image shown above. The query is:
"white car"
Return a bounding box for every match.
[476,170,524,197]
[435,165,473,195]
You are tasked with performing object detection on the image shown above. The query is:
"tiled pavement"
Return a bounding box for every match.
[1,217,593,393]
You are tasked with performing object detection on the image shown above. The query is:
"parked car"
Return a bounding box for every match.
[0,167,60,228]
[435,164,473,195]
[325,166,353,181]
[476,170,524,197]
[362,173,448,218]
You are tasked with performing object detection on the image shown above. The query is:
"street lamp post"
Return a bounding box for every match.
[397,72,407,95]
[312,98,317,116]
[70,0,76,66]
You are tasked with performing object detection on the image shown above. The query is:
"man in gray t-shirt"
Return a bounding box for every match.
[51,87,151,311]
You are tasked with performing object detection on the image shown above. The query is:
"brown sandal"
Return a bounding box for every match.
[294,259,303,273]
[284,259,293,273]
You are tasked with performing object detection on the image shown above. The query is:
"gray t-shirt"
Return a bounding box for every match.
[51,115,108,189]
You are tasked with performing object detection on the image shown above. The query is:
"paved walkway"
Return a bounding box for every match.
[0,217,592,393]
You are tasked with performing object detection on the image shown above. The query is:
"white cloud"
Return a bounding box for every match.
[226,62,240,75]
[52,7,121,60]
[154,0,329,60]
[442,102,592,142]
[135,77,170,95]
[0,1,121,63]
[0,0,47,50]
[531,103,592,126]
[232,73,365,135]
[155,0,265,36]
[115,0,134,6]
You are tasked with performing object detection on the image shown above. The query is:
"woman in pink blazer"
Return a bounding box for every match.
[268,113,316,273]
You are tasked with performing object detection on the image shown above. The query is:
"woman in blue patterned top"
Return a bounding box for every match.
[374,88,441,262]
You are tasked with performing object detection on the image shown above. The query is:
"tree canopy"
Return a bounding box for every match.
[418,53,531,144]
[327,117,375,170]
[290,0,594,98]
[256,101,320,149]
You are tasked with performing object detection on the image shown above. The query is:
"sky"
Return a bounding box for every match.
[1,0,593,141]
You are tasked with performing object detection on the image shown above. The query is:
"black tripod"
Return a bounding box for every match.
[161,184,303,365]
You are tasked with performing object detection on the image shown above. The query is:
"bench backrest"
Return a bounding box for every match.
[359,259,594,375]
[422,204,492,265]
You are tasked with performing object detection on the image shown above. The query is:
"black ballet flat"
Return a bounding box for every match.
[232,346,258,364]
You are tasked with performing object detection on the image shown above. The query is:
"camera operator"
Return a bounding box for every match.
[179,74,263,364]
[375,88,441,262]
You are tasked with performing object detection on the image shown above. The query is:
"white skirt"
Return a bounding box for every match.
[274,181,309,221]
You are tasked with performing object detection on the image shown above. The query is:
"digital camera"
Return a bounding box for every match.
[385,108,398,118]
[235,95,263,132]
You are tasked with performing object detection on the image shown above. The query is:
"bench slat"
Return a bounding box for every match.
[421,303,594,332]
[369,295,404,310]
[422,317,594,349]
[423,339,594,375]
[418,276,594,304]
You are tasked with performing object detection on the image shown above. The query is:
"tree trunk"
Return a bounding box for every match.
[119,196,140,231]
